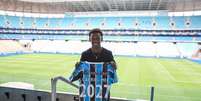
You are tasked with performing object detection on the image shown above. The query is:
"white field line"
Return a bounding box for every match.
[156,61,201,84]
[155,61,177,81]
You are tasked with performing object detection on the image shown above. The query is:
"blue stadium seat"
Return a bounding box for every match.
[191,16,201,29]
[138,17,152,30]
[61,17,74,29]
[105,17,120,29]
[6,16,20,28]
[35,18,48,28]
[174,16,185,29]
[90,17,103,28]
[23,17,34,28]
[137,36,154,41]
[155,36,174,41]
[49,18,60,29]
[0,15,5,27]
[175,36,193,41]
[195,37,201,41]
[121,17,134,29]
[155,16,170,30]
[75,17,90,29]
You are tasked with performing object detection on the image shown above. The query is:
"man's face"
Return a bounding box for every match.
[90,33,102,48]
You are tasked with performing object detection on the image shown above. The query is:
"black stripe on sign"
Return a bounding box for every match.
[80,71,84,101]
[102,63,108,101]
[90,64,96,101]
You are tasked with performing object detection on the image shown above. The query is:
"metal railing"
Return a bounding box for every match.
[51,76,79,101]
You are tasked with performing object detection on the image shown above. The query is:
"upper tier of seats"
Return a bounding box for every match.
[0,15,201,30]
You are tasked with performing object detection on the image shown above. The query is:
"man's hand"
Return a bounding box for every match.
[110,61,117,70]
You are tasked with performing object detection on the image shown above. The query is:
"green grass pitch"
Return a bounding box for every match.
[0,54,201,101]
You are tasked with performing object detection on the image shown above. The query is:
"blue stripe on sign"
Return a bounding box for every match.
[107,64,113,85]
[107,64,118,85]
[83,63,90,101]
[96,64,102,101]
[102,63,107,101]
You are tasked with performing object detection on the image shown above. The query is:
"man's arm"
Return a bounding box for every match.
[69,62,82,82]
[80,52,87,61]
[110,52,117,70]
[110,61,117,70]
[70,52,86,82]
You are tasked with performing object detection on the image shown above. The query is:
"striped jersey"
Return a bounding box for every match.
[69,62,118,101]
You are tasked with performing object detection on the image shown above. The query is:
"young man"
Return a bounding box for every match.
[70,28,117,101]
[80,28,116,66]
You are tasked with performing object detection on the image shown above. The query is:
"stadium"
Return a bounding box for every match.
[0,0,201,101]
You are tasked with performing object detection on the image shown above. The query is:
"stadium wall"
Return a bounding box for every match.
[0,87,131,101]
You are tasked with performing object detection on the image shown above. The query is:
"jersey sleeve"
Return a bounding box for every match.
[69,63,83,82]
[107,64,118,84]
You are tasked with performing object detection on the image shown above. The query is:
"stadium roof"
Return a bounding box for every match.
[0,0,201,13]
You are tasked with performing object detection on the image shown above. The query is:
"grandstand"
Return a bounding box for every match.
[0,0,201,101]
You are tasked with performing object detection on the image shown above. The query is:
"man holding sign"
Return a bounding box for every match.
[69,28,118,101]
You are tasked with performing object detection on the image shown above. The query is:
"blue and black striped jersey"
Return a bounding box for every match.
[69,62,118,101]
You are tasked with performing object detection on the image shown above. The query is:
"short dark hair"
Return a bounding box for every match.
[89,28,103,38]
